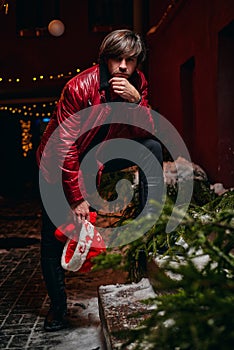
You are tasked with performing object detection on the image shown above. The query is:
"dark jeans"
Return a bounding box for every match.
[101,138,163,211]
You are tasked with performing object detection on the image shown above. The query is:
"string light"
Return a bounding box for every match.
[0,64,97,157]
[0,101,59,157]
[0,101,58,157]
[20,120,33,157]
[0,0,9,15]
[0,100,58,119]
[0,66,92,85]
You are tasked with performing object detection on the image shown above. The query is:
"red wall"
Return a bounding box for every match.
[147,0,234,187]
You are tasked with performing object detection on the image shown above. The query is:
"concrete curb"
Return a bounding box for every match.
[98,278,156,350]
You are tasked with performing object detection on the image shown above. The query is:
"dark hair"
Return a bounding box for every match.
[99,29,146,64]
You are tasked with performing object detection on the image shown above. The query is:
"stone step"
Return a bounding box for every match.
[98,278,156,350]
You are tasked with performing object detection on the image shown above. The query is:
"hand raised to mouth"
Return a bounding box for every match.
[109,77,141,103]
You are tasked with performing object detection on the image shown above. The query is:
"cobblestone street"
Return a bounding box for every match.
[0,197,127,350]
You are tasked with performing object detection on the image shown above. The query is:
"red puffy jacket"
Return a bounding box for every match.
[37,64,155,205]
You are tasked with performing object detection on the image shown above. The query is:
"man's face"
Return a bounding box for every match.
[107,56,138,79]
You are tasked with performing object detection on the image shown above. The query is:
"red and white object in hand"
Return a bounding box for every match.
[54,212,106,273]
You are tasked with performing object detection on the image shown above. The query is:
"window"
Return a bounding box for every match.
[88,0,133,32]
[217,20,234,184]
[16,0,60,37]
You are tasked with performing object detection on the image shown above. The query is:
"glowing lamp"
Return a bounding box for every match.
[48,19,65,37]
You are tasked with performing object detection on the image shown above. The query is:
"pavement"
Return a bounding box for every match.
[0,196,127,350]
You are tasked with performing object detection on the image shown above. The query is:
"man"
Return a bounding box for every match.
[37,29,163,331]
